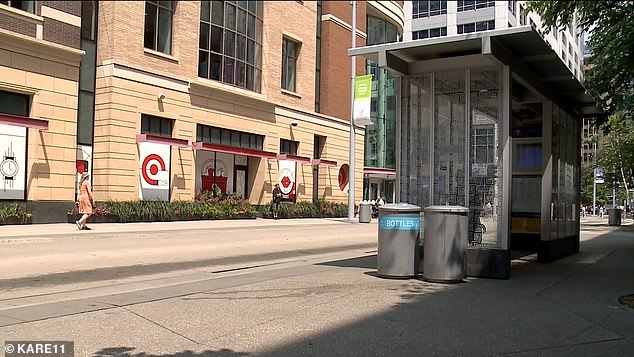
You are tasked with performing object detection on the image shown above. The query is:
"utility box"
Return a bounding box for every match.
[422,205,469,283]
[359,201,372,223]
[377,203,421,278]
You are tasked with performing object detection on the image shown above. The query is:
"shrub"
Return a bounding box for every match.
[0,202,32,224]
[172,200,205,220]
[261,200,348,219]
[105,200,172,222]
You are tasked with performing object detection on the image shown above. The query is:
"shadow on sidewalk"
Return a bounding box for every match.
[94,347,250,357]
[90,225,634,356]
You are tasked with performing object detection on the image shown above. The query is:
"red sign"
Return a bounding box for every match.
[142,154,166,186]
[338,164,349,191]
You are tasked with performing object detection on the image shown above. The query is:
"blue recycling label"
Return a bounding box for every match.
[379,216,420,230]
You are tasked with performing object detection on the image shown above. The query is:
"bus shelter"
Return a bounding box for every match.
[349,27,601,278]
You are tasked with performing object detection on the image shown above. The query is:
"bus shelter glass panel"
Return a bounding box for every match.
[400,75,432,208]
[469,69,503,247]
[433,71,466,206]
[551,104,579,241]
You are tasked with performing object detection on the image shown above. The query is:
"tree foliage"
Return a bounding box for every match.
[525,1,634,121]
[598,113,634,191]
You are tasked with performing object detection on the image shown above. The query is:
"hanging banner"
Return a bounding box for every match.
[353,74,373,126]
[278,159,296,202]
[139,142,171,201]
[0,124,26,200]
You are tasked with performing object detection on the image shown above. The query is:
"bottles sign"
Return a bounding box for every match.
[379,216,421,231]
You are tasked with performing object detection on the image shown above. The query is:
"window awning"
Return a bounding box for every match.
[0,113,48,130]
[312,158,338,167]
[192,141,277,159]
[364,167,396,176]
[277,153,312,164]
[136,134,189,148]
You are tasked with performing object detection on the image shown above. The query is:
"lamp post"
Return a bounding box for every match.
[348,0,357,222]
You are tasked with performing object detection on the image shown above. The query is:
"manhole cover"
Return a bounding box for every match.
[619,294,634,308]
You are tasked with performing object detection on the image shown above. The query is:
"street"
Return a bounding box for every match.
[1,217,634,356]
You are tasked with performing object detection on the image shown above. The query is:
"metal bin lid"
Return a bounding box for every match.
[378,203,421,213]
[423,205,469,213]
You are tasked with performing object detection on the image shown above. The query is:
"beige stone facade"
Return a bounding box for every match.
[0,2,83,221]
[94,1,365,205]
[0,0,407,222]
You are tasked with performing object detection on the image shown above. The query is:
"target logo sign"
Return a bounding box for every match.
[138,142,170,201]
[142,154,167,186]
[278,160,296,201]
[279,167,294,194]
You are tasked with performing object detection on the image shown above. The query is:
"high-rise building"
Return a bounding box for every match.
[405,1,585,82]
[0,1,406,223]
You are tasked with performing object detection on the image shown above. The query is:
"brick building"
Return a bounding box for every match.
[0,1,405,222]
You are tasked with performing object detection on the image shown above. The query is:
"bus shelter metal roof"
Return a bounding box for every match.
[348,26,602,119]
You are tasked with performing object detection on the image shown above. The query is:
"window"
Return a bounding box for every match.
[552,27,558,40]
[280,139,298,155]
[282,37,299,92]
[144,0,174,54]
[457,20,494,34]
[457,0,494,12]
[199,1,263,92]
[412,1,447,19]
[0,90,29,116]
[0,0,34,13]
[197,124,263,150]
[412,27,447,40]
[562,50,566,61]
[568,43,573,54]
[367,15,400,45]
[508,1,516,16]
[141,115,173,137]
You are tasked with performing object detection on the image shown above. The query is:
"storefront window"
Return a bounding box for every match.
[364,15,400,202]
[365,19,398,163]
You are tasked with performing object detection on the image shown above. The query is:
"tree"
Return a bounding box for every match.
[597,113,634,205]
[525,1,634,121]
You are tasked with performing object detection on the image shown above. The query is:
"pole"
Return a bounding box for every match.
[593,167,596,216]
[347,0,357,222]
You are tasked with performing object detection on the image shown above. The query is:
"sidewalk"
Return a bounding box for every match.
[1,219,633,355]
[0,217,362,241]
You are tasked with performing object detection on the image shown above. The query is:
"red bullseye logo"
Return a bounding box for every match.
[142,154,166,186]
[279,167,294,194]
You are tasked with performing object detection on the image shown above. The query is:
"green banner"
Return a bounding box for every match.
[353,74,373,126]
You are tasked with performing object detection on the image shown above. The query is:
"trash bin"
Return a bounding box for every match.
[423,205,469,283]
[608,208,622,226]
[377,203,421,278]
[359,201,372,223]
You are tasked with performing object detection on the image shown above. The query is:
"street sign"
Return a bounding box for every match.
[594,167,604,184]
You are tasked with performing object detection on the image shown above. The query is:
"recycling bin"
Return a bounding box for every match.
[608,208,622,226]
[359,201,372,223]
[377,203,421,278]
[423,205,469,283]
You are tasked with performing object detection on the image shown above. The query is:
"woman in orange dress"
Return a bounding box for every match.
[76,172,94,230]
